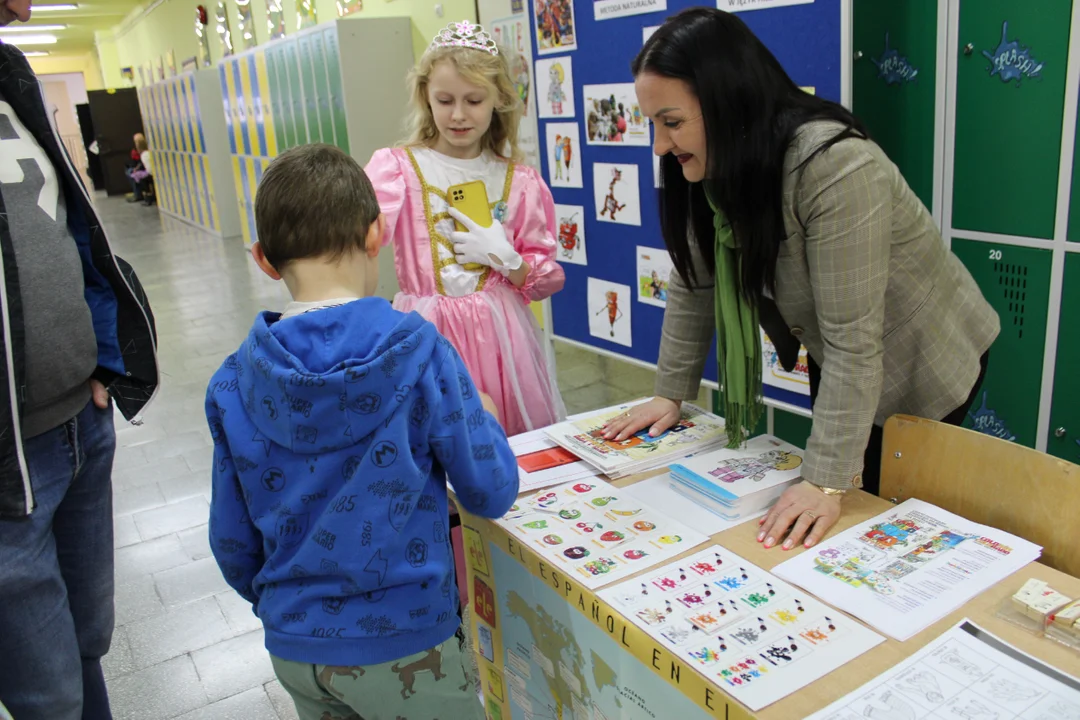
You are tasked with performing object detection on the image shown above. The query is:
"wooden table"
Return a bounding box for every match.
[463,477,1080,720]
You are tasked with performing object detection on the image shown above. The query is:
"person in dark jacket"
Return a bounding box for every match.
[0,2,159,717]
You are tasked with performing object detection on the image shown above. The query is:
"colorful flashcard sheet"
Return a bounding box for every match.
[583,84,649,146]
[598,545,885,711]
[636,246,674,308]
[489,16,541,170]
[509,427,599,494]
[807,620,1080,720]
[546,122,583,189]
[554,203,587,265]
[544,401,727,478]
[587,278,633,347]
[496,478,709,590]
[761,328,811,397]
[622,474,765,537]
[534,0,577,55]
[594,0,666,21]
[773,499,1043,641]
[535,57,576,119]
[593,162,642,226]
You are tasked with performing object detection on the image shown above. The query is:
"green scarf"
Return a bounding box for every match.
[705,190,763,447]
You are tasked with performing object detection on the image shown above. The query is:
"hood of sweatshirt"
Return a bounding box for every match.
[235,298,437,455]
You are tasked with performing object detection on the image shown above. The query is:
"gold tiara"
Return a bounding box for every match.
[429,20,499,56]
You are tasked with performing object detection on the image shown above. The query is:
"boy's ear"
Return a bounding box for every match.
[250,241,282,280]
[365,213,386,258]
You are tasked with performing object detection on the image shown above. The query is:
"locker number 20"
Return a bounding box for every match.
[988,249,1003,261]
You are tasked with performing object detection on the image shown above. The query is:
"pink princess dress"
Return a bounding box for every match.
[366,146,567,436]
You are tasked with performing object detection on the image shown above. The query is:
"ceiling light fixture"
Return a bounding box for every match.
[0,24,68,32]
[22,50,51,57]
[29,3,79,10]
[5,35,59,45]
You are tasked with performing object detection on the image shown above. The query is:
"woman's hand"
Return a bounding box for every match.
[757,480,842,550]
[479,391,500,423]
[601,397,682,441]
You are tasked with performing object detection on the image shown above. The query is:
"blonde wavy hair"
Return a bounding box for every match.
[403,45,524,163]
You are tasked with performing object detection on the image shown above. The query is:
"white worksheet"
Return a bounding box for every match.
[807,620,1080,720]
[599,545,884,711]
[773,499,1042,640]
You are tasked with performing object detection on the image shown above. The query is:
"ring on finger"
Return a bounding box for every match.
[802,510,818,520]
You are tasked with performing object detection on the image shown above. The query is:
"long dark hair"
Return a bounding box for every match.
[632,7,868,301]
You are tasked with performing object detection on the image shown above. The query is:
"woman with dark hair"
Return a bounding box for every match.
[603,7,998,551]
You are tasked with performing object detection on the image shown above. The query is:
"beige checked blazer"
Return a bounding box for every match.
[655,120,1000,490]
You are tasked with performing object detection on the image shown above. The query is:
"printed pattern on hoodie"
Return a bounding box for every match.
[205,299,519,667]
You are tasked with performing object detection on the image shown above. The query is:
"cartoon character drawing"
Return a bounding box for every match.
[860,518,920,549]
[512,53,530,112]
[595,290,623,337]
[558,211,581,259]
[649,270,667,301]
[707,449,802,484]
[902,530,971,564]
[562,136,572,174]
[586,418,698,453]
[599,167,626,221]
[547,62,566,115]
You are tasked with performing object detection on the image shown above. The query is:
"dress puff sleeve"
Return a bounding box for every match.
[507,165,565,303]
[364,147,408,246]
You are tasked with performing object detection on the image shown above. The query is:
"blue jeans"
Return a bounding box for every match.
[0,400,117,720]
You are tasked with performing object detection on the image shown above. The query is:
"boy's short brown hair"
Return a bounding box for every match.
[254,144,381,269]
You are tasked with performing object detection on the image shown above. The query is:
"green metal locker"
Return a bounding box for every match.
[265,46,289,153]
[310,32,336,147]
[1046,254,1080,462]
[774,410,812,449]
[952,238,1052,447]
[285,41,308,146]
[323,28,350,154]
[297,36,321,143]
[851,0,938,211]
[951,0,1072,240]
[1069,92,1080,242]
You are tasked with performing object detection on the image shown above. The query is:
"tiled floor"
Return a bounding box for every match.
[97,195,708,719]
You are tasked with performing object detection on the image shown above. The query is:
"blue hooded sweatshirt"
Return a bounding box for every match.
[205,298,519,666]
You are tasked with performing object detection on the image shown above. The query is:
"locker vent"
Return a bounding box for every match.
[996,262,1027,340]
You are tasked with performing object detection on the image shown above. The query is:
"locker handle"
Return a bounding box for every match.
[1056,427,1067,438]
[853,50,863,61]
[963,43,974,56]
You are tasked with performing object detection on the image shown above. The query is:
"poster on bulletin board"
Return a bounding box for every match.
[490,15,542,170]
[536,0,838,414]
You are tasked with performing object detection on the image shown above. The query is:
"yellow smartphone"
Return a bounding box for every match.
[447,180,492,271]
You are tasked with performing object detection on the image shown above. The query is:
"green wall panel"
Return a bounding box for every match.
[774,410,813,449]
[1069,91,1080,243]
[952,0,1072,239]
[852,0,938,211]
[285,41,308,146]
[323,28,350,154]
[310,32,336,147]
[952,238,1052,447]
[1046,253,1080,463]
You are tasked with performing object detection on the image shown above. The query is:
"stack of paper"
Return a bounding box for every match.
[773,499,1042,641]
[543,402,727,479]
[509,428,599,494]
[598,545,884,711]
[669,436,804,520]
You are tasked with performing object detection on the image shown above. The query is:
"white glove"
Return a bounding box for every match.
[448,208,523,275]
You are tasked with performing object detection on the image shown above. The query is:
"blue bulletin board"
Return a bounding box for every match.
[533,0,843,411]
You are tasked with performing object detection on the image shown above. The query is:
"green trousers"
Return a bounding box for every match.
[270,627,483,720]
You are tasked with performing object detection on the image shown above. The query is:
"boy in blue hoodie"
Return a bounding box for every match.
[205,144,519,720]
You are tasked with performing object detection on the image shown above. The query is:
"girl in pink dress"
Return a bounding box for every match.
[366,20,566,436]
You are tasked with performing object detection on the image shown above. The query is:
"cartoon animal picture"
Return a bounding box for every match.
[317,666,365,699]
[391,648,445,699]
[558,211,581,259]
[548,62,566,115]
[599,167,626,221]
[595,290,623,337]
[707,449,802,483]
